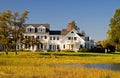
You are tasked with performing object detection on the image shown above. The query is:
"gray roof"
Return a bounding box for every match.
[61,29,69,35]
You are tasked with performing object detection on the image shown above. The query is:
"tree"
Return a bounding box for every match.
[22,36,41,51]
[0,10,29,55]
[11,11,29,55]
[0,22,10,55]
[70,20,80,30]
[0,10,13,55]
[107,8,120,52]
[71,20,76,27]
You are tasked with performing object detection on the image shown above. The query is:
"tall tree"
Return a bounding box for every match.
[11,11,29,55]
[0,10,29,55]
[0,22,10,55]
[107,8,120,52]
[70,20,80,30]
[0,10,12,55]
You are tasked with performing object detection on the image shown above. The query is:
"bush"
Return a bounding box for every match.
[61,49,74,52]
[79,48,88,52]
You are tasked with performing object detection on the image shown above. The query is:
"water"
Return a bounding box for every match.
[49,64,120,71]
[84,64,120,71]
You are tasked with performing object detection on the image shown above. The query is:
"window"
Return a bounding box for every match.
[26,26,35,33]
[57,37,59,40]
[49,45,52,49]
[36,36,39,39]
[71,31,74,33]
[35,28,38,32]
[41,36,43,39]
[41,44,43,49]
[63,45,65,49]
[25,36,27,38]
[50,37,52,40]
[37,44,39,49]
[80,45,83,48]
[44,36,47,39]
[25,44,27,49]
[53,37,55,40]
[28,44,30,48]
[68,37,71,40]
[27,28,31,32]
[38,26,46,33]
[57,45,60,49]
[38,28,42,32]
[41,29,42,32]
[27,28,34,32]
[71,45,73,49]
[74,37,77,40]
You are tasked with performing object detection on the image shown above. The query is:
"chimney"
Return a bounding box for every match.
[67,23,73,32]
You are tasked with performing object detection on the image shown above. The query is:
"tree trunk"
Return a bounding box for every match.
[115,44,118,52]
[14,45,17,55]
[3,45,8,55]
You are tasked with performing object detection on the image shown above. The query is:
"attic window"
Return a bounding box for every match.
[71,31,74,33]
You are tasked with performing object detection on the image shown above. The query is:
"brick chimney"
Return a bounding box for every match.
[67,23,73,32]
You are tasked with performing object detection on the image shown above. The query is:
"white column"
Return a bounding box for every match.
[33,45,37,52]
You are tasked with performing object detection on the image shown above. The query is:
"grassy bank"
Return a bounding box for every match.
[0,52,120,78]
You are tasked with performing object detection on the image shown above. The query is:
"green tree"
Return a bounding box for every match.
[70,20,80,30]
[0,10,12,55]
[0,22,10,55]
[0,10,29,55]
[11,11,29,55]
[22,36,41,51]
[71,20,76,27]
[107,8,120,52]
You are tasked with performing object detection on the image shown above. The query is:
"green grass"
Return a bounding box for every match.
[0,52,120,78]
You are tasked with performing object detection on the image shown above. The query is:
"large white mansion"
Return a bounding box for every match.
[20,22,94,52]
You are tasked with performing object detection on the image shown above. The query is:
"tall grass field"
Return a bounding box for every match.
[0,52,120,78]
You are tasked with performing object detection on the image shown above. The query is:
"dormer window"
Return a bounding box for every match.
[26,25,35,33]
[38,25,46,33]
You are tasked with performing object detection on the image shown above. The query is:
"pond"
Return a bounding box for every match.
[48,64,120,71]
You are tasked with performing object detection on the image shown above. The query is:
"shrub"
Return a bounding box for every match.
[61,49,74,52]
[79,48,88,52]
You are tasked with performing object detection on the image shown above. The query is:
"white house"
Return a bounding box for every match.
[20,23,94,52]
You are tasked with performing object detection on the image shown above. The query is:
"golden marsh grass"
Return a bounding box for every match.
[0,52,120,78]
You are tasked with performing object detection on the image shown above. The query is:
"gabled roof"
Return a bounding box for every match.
[24,24,50,29]
[49,30,61,35]
[61,28,85,43]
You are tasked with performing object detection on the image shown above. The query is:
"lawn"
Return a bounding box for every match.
[0,52,120,78]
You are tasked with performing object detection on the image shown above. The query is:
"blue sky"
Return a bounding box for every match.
[0,0,120,41]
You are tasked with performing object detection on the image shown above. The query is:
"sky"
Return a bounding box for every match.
[0,0,120,41]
